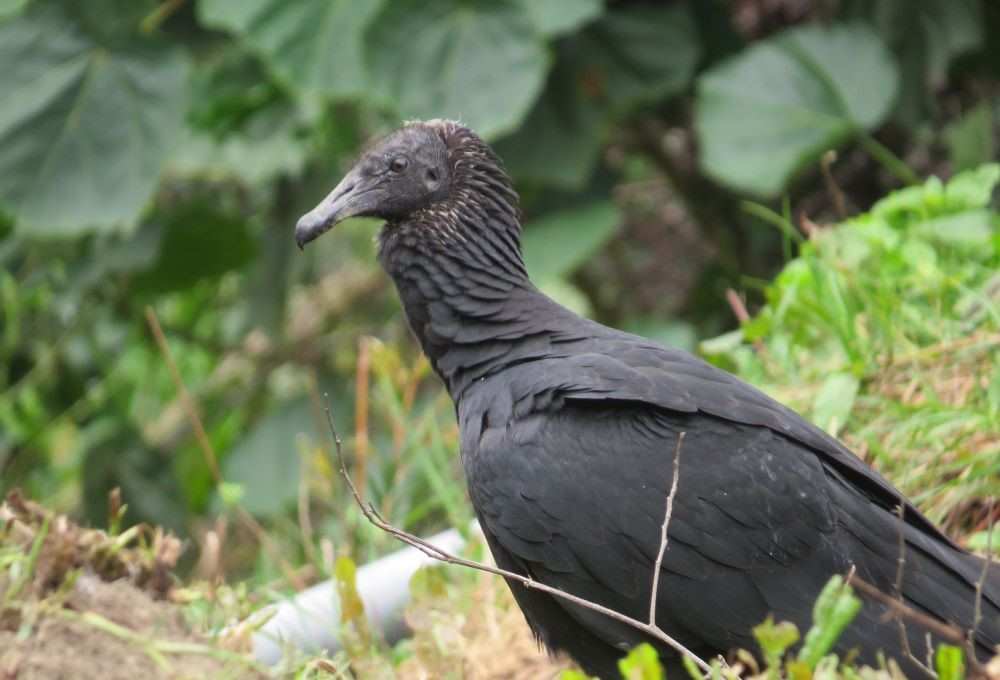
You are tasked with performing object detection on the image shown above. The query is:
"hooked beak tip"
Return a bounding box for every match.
[294,174,364,249]
[294,211,329,250]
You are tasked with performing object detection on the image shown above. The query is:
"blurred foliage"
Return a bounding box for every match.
[703,164,1000,529]
[1,0,998,583]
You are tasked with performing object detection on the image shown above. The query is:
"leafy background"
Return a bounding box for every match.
[1,0,998,586]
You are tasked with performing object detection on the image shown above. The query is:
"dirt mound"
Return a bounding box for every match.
[0,491,266,680]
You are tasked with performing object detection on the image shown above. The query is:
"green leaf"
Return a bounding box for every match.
[408,565,449,603]
[522,202,620,283]
[335,556,366,625]
[132,200,257,294]
[198,0,382,100]
[913,210,994,248]
[219,398,313,517]
[797,575,862,669]
[217,481,245,508]
[868,164,999,223]
[966,525,1000,554]
[700,330,746,358]
[811,372,859,437]
[496,4,699,188]
[681,654,704,680]
[696,23,897,196]
[573,5,700,112]
[753,616,800,670]
[934,645,965,680]
[517,0,601,37]
[168,106,306,187]
[0,0,26,19]
[365,0,549,139]
[945,102,996,173]
[944,164,1000,210]
[492,54,606,189]
[618,643,663,680]
[0,1,189,236]
[169,48,308,186]
[853,0,982,126]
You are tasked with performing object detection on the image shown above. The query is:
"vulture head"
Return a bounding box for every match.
[295,120,521,253]
[295,122,451,248]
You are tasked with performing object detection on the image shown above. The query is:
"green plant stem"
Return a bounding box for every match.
[3,515,48,606]
[858,134,921,187]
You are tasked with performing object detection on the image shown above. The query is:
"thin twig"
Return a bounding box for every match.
[820,150,847,220]
[650,432,684,627]
[145,306,220,482]
[354,336,372,497]
[298,456,318,569]
[726,289,767,359]
[323,402,714,675]
[889,498,964,679]
[969,497,995,651]
[857,134,921,187]
[847,574,966,644]
[140,0,186,34]
[145,306,305,590]
[892,501,922,670]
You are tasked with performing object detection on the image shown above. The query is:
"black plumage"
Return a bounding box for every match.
[296,120,1000,678]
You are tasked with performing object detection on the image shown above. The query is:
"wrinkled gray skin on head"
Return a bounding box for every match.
[295,123,452,248]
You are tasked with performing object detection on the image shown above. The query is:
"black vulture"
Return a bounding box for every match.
[296,120,1000,678]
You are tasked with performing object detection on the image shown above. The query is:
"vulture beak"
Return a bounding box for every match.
[295,166,377,249]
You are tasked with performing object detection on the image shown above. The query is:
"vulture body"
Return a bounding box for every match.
[296,120,1000,678]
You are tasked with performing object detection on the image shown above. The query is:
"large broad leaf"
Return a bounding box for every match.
[0,0,25,19]
[492,56,606,189]
[522,201,621,283]
[365,0,548,139]
[572,5,700,111]
[132,200,257,294]
[945,102,996,173]
[221,398,314,517]
[198,0,381,100]
[495,5,700,188]
[695,23,898,197]
[168,47,307,186]
[168,106,307,187]
[847,0,982,126]
[811,372,859,437]
[516,0,601,37]
[0,1,189,236]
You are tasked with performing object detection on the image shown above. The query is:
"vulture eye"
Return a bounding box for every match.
[389,157,408,173]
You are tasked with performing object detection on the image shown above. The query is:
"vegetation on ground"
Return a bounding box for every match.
[8,169,996,678]
[1,1,998,678]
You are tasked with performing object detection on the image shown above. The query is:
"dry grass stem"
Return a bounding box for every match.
[649,431,684,627]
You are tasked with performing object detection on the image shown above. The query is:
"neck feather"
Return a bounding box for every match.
[376,123,552,394]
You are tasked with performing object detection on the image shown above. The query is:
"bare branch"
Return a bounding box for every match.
[820,150,847,220]
[846,573,987,678]
[322,401,714,675]
[650,432,684,627]
[969,497,995,651]
[848,574,967,645]
[891,501,929,676]
[145,306,220,483]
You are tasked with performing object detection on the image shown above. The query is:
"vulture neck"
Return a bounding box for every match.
[377,137,570,399]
